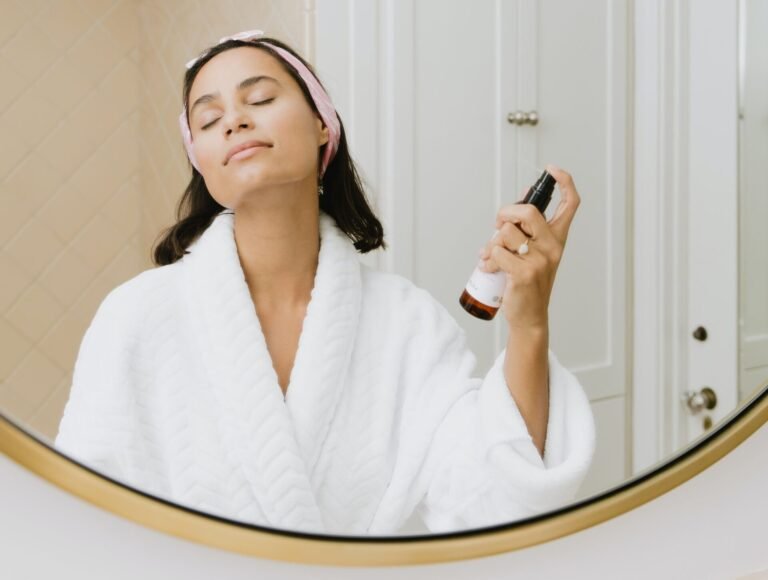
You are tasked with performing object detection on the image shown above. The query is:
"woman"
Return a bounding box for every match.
[55,30,595,535]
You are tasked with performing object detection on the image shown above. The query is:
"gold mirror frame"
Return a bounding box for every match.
[1,383,766,567]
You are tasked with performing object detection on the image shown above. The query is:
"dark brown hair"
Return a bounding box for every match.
[152,36,386,266]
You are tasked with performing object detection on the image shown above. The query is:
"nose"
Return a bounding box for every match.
[223,107,252,135]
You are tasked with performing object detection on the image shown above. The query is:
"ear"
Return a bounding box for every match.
[316,117,330,146]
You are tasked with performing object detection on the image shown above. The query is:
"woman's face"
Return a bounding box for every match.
[187,46,329,208]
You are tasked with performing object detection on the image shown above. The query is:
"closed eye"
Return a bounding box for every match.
[200,98,276,130]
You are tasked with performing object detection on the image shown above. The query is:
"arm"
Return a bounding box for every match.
[481,164,583,460]
[389,290,595,534]
[410,164,589,532]
[504,325,550,458]
[54,287,139,483]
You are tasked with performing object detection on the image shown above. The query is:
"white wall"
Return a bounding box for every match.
[1,422,767,578]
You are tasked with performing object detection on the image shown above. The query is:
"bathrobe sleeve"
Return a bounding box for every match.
[54,285,142,485]
[403,289,596,533]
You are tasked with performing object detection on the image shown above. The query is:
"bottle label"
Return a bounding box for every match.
[464,263,507,308]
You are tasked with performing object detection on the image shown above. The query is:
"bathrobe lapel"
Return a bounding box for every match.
[180,209,361,531]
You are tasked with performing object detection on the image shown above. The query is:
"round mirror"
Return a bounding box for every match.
[0,0,766,565]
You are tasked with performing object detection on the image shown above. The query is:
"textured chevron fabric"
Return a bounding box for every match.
[54,209,596,535]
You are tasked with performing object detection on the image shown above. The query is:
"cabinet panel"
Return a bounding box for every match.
[576,395,629,501]
[316,1,630,454]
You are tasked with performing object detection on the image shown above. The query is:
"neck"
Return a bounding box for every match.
[233,199,320,311]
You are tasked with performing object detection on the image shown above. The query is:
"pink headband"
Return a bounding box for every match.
[179,29,341,178]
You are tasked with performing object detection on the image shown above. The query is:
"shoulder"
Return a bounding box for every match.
[90,263,181,332]
[102,262,179,305]
[360,263,434,306]
[359,264,465,336]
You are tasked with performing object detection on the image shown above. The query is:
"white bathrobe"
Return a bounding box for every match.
[54,209,596,535]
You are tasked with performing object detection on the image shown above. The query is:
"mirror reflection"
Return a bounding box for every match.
[0,0,765,536]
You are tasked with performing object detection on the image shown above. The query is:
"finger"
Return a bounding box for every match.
[544,163,581,243]
[488,219,561,259]
[497,221,533,253]
[482,235,542,273]
[481,221,531,260]
[494,203,547,238]
[483,244,525,274]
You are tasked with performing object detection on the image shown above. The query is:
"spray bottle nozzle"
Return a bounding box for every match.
[521,170,556,215]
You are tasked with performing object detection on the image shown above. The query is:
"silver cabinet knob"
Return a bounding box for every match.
[681,387,718,414]
[506,110,539,125]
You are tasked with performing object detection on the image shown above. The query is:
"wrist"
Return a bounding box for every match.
[506,324,548,348]
[507,320,549,336]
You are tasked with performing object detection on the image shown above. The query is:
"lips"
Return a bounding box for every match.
[224,139,271,164]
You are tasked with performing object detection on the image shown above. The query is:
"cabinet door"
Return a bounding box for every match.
[739,0,768,403]
[530,0,629,407]
[527,0,630,489]
[316,0,630,487]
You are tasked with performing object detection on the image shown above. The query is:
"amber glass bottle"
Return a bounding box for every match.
[459,170,557,320]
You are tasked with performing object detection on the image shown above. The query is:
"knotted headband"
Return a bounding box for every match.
[179,29,340,178]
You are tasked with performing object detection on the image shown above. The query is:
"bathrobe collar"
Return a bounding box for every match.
[179,209,361,531]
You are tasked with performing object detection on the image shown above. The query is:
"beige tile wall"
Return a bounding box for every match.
[0,0,311,440]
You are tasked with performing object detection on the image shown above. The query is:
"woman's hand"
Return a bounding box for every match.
[478,164,581,331]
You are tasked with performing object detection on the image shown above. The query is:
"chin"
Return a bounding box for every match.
[231,165,270,183]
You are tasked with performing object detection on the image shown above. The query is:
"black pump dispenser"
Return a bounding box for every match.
[518,170,556,215]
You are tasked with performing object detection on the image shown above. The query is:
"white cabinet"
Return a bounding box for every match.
[316,0,631,490]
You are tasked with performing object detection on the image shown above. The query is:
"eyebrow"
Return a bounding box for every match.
[189,75,280,116]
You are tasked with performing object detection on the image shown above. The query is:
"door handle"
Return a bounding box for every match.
[681,387,718,414]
